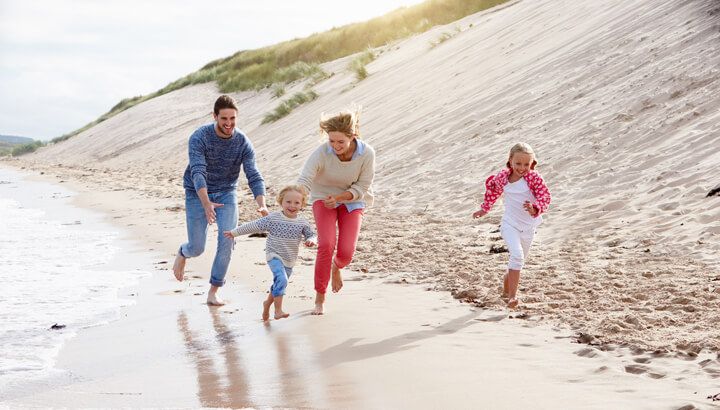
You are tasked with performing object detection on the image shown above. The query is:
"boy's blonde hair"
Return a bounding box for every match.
[276,185,308,208]
[506,142,538,169]
[319,107,361,138]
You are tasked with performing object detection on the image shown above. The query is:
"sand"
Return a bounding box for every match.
[3,0,720,407]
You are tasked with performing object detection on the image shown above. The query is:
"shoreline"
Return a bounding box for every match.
[2,164,719,408]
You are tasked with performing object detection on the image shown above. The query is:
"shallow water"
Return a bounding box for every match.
[0,167,150,394]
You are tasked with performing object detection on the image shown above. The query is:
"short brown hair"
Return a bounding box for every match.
[276,185,308,208]
[214,95,238,115]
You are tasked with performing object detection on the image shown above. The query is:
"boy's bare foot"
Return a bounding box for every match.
[507,298,519,309]
[331,262,343,293]
[311,304,324,315]
[274,310,290,320]
[173,253,186,281]
[207,294,226,306]
[262,299,272,321]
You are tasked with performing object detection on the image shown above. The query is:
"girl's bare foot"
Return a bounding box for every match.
[207,294,226,306]
[274,311,290,320]
[331,262,343,293]
[507,298,519,309]
[262,300,272,321]
[173,253,186,281]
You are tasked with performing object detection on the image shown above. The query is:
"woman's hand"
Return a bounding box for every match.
[222,231,235,240]
[323,195,337,209]
[304,239,316,248]
[472,209,487,219]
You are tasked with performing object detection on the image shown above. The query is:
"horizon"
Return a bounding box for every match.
[0,0,424,141]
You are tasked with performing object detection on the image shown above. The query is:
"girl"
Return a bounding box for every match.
[297,108,375,315]
[223,185,316,321]
[472,142,551,308]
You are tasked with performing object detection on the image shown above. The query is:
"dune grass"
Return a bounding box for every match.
[349,49,377,81]
[3,140,46,156]
[54,0,508,143]
[261,90,319,124]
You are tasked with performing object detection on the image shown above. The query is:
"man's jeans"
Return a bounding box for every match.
[180,189,238,287]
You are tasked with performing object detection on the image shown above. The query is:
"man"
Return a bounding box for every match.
[173,95,268,305]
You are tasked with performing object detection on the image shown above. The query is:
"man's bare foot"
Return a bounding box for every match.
[507,298,519,309]
[173,253,186,281]
[311,303,324,315]
[262,299,272,321]
[274,310,290,320]
[331,262,343,293]
[207,294,226,306]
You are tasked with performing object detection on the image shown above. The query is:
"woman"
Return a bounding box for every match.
[297,109,375,315]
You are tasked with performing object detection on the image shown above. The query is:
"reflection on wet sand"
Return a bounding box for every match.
[177,308,481,407]
[177,309,253,408]
[178,308,349,408]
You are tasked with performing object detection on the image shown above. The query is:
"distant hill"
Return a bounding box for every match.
[0,135,34,146]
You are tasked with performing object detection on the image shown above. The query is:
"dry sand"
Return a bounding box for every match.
[1,171,718,409]
[3,0,720,407]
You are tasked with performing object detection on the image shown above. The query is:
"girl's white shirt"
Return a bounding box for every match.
[502,178,543,231]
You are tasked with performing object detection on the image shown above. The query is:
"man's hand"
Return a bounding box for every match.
[203,202,224,224]
[222,231,235,240]
[257,206,269,216]
[304,239,316,247]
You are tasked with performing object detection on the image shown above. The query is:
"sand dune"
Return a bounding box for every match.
[15,0,720,353]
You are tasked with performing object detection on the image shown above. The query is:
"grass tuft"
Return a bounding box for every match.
[262,90,319,124]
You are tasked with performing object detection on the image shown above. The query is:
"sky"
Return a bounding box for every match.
[0,0,425,140]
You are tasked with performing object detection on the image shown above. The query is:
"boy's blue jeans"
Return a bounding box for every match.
[179,189,238,287]
[268,258,293,297]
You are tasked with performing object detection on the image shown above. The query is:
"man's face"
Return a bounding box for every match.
[213,108,237,137]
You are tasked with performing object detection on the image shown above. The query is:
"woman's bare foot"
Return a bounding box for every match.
[262,299,272,321]
[507,297,519,309]
[311,304,324,315]
[331,262,343,293]
[173,253,186,281]
[311,292,325,315]
[207,294,225,306]
[274,310,290,320]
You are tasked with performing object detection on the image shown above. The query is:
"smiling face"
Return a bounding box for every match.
[280,190,304,218]
[213,108,237,138]
[508,152,534,178]
[328,131,355,157]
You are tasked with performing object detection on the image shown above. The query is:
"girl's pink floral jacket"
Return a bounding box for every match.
[479,168,551,217]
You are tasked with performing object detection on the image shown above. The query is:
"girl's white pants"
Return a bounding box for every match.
[500,221,536,270]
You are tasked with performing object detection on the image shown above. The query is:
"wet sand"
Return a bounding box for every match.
[2,167,718,409]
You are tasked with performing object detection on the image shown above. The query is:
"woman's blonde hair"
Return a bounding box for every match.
[506,142,538,169]
[319,106,361,138]
[276,185,308,208]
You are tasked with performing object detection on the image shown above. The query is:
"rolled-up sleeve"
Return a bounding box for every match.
[241,141,266,198]
[348,146,375,201]
[188,133,208,192]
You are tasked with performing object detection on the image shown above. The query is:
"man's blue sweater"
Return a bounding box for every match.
[182,124,265,196]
